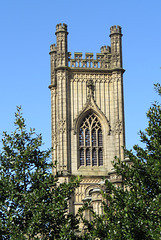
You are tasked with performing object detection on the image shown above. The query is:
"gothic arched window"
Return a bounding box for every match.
[79,113,103,167]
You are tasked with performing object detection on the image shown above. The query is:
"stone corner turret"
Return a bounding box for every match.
[55,23,68,34]
[110,25,122,36]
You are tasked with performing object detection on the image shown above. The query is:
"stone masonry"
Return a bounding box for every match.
[49,23,125,214]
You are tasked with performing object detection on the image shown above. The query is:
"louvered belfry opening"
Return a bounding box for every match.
[79,113,103,167]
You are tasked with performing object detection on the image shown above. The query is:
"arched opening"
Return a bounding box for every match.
[79,112,103,167]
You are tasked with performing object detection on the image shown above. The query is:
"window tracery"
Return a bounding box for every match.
[79,113,103,167]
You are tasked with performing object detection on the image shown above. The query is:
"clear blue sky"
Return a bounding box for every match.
[0,0,160,151]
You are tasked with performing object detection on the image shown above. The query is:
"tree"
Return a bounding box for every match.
[0,107,80,240]
[82,85,161,240]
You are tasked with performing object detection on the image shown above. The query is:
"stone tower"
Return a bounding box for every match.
[49,23,125,214]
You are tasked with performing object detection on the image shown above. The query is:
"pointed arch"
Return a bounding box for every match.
[73,97,110,135]
[73,96,111,169]
[78,112,104,167]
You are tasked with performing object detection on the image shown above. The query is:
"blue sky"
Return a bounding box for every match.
[0,0,160,151]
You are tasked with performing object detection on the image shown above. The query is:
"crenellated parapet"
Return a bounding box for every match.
[101,45,111,54]
[110,25,122,36]
[49,24,123,74]
[50,43,57,53]
[68,51,112,69]
[56,23,68,33]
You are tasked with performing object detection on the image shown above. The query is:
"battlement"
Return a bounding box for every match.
[51,24,123,69]
[68,51,111,69]
[56,23,68,33]
[110,25,122,35]
[101,46,111,54]
[50,44,57,52]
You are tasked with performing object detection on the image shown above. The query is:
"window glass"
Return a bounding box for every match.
[79,113,103,167]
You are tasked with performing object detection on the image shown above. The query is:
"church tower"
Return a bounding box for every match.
[49,23,125,214]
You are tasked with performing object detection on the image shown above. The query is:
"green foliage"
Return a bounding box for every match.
[154,83,161,96]
[83,86,161,240]
[0,107,80,239]
[1,83,161,240]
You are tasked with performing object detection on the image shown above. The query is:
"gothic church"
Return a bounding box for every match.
[49,23,125,215]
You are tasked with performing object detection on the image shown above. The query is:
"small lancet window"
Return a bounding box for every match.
[79,113,103,167]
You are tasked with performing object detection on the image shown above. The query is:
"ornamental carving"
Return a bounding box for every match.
[115,120,123,135]
[70,73,110,83]
[81,178,101,184]
[73,90,111,136]
[87,79,95,100]
[58,119,66,133]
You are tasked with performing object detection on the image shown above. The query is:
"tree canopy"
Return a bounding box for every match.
[0,84,161,239]
[0,107,80,240]
[82,85,161,240]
